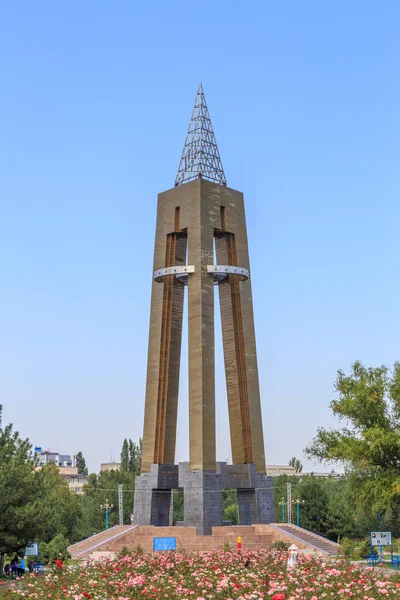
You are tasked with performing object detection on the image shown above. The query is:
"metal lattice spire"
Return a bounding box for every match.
[175,83,226,187]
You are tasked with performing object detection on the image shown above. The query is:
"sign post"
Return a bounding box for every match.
[25,542,39,556]
[370,531,391,561]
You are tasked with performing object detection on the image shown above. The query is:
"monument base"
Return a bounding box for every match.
[218,462,276,525]
[178,463,223,535]
[133,462,275,534]
[133,464,178,527]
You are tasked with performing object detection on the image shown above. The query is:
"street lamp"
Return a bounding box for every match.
[295,498,304,527]
[101,499,113,530]
[279,497,286,523]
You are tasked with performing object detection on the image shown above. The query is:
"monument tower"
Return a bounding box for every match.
[133,84,275,534]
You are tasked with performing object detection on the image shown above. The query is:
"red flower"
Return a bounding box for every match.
[272,594,285,600]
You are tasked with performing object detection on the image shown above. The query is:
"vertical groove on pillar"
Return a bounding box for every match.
[163,234,186,463]
[216,231,254,465]
[154,232,187,464]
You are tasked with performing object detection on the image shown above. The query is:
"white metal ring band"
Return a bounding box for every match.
[207,264,249,283]
[153,265,195,284]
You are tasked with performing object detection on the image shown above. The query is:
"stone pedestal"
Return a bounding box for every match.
[178,463,223,535]
[218,462,276,525]
[133,462,275,532]
[133,464,178,527]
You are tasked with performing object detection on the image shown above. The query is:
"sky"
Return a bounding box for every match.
[1,1,400,474]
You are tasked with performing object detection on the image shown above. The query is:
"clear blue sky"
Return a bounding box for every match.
[1,1,400,473]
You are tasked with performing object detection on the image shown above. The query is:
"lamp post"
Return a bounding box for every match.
[101,499,113,530]
[279,497,286,523]
[295,499,304,527]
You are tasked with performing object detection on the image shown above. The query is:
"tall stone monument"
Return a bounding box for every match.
[133,84,275,534]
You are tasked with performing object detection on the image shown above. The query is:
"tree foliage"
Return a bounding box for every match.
[121,438,142,476]
[120,439,129,473]
[76,451,88,475]
[0,406,40,570]
[305,361,400,512]
[33,463,82,543]
[79,469,135,536]
[0,409,143,570]
[288,457,303,473]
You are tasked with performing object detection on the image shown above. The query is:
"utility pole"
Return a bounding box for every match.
[279,497,286,523]
[118,484,123,525]
[287,482,292,524]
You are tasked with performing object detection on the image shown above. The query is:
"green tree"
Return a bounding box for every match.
[79,469,135,536]
[288,457,303,473]
[273,474,331,536]
[0,406,40,572]
[33,463,82,544]
[137,438,142,474]
[222,490,238,525]
[120,439,129,472]
[305,361,400,513]
[324,479,356,542]
[128,439,135,474]
[172,490,184,524]
[128,439,142,475]
[76,451,88,475]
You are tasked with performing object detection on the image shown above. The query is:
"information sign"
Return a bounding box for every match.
[153,537,176,551]
[370,531,392,546]
[25,542,39,556]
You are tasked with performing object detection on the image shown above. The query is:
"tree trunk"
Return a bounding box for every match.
[0,552,4,575]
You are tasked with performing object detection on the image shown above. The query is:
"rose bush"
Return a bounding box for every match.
[1,549,400,599]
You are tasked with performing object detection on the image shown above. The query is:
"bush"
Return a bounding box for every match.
[224,504,238,525]
[271,541,288,551]
[359,539,374,559]
[118,546,132,557]
[223,542,231,552]
[40,534,70,564]
[392,538,400,553]
[340,537,357,559]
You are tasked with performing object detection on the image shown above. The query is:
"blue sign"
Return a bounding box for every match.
[34,447,42,453]
[153,537,176,551]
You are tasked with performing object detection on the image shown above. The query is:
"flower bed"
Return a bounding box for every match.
[1,549,400,599]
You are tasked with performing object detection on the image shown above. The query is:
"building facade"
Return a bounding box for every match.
[34,448,87,494]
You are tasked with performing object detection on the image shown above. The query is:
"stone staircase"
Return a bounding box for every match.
[68,525,136,559]
[68,523,339,559]
[271,523,339,556]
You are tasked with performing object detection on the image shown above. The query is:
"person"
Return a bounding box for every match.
[17,557,25,577]
[4,564,11,576]
[10,557,18,576]
[287,544,298,570]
